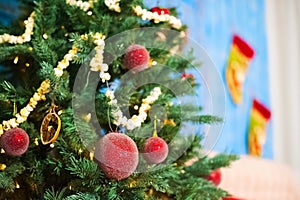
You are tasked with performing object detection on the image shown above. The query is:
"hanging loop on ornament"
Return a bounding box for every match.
[40,107,61,145]
[153,115,158,137]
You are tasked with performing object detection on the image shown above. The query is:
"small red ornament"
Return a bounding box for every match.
[181,73,196,86]
[142,136,169,164]
[181,73,194,80]
[0,128,29,156]
[205,169,222,185]
[150,7,170,15]
[123,44,150,73]
[94,132,139,181]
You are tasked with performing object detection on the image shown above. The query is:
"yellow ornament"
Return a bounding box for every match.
[0,163,6,171]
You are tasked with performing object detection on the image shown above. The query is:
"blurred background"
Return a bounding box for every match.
[265,0,300,184]
[1,0,299,186]
[147,0,300,186]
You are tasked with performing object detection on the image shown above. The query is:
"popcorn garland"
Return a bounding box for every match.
[0,33,83,134]
[0,35,80,134]
[65,0,181,29]
[54,45,79,77]
[66,0,95,11]
[0,12,35,44]
[66,0,121,12]
[133,6,182,29]
[54,32,108,79]
[106,87,162,130]
[0,80,51,136]
[104,0,121,12]
[0,32,107,133]
[89,33,111,82]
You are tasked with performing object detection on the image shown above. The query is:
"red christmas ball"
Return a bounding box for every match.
[123,44,150,73]
[142,136,169,164]
[94,132,139,181]
[150,7,170,15]
[205,169,222,186]
[0,128,29,156]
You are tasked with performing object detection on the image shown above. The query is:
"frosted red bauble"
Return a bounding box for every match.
[150,7,170,15]
[142,137,169,164]
[0,128,29,156]
[94,132,139,181]
[206,169,222,186]
[123,44,150,73]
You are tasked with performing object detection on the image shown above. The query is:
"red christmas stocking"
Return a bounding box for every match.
[226,35,255,104]
[248,99,271,157]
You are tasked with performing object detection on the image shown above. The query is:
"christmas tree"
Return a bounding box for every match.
[0,0,238,199]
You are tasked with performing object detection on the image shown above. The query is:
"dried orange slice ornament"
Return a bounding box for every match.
[40,109,61,145]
